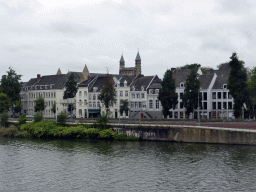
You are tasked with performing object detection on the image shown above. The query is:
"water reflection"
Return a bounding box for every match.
[1,138,256,191]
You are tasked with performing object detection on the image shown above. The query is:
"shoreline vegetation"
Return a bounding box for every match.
[0,121,139,141]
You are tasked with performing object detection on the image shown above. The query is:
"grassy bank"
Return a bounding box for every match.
[0,121,139,141]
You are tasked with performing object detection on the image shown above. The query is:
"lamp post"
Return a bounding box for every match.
[198,88,202,126]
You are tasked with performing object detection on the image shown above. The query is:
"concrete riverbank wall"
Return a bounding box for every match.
[111,124,256,145]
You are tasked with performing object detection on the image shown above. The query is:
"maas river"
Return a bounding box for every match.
[1,138,256,192]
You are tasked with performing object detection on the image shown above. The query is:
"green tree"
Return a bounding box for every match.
[63,73,78,113]
[34,97,45,112]
[182,70,201,118]
[51,102,56,117]
[181,63,201,70]
[13,99,22,114]
[0,67,22,105]
[248,67,256,105]
[228,53,250,118]
[158,69,178,118]
[120,99,129,116]
[0,93,10,113]
[98,74,116,113]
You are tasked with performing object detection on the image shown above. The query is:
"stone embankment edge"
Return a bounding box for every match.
[110,123,256,145]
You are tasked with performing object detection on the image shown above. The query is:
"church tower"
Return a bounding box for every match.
[119,54,125,72]
[135,51,141,76]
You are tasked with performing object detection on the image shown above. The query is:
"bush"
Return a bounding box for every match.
[97,114,109,130]
[0,127,17,137]
[34,111,43,123]
[0,111,9,127]
[99,129,117,140]
[19,113,27,125]
[57,111,68,126]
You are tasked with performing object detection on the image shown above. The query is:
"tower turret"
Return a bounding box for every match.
[119,54,125,73]
[135,51,141,76]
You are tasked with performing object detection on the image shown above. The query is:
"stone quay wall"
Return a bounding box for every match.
[111,124,256,145]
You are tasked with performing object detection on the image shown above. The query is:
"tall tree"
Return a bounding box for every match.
[158,69,178,118]
[0,93,10,113]
[13,99,22,114]
[98,74,116,113]
[63,73,78,113]
[228,53,250,118]
[182,70,201,118]
[34,97,45,112]
[0,67,22,106]
[63,73,78,99]
[181,63,201,70]
[248,67,256,106]
[120,99,129,116]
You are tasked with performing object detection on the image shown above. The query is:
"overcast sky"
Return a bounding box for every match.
[1,0,256,82]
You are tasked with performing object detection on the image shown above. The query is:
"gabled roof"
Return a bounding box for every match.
[130,76,155,91]
[30,74,68,90]
[172,69,192,87]
[212,75,228,89]
[199,74,214,89]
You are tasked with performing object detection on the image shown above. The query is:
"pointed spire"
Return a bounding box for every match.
[135,51,141,61]
[120,54,125,62]
[56,68,62,75]
[79,64,90,83]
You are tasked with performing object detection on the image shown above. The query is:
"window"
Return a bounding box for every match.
[149,89,153,94]
[180,82,184,87]
[84,100,87,106]
[141,93,145,98]
[149,100,153,109]
[135,102,138,108]
[89,94,92,100]
[125,91,128,96]
[79,99,82,106]
[93,94,96,100]
[93,87,98,92]
[212,92,216,99]
[131,102,134,108]
[131,93,135,98]
[137,93,140,99]
[203,92,207,100]
[97,102,100,108]
[223,84,227,89]
[203,102,207,109]
[89,102,92,107]
[223,92,227,99]
[223,102,227,109]
[93,102,96,108]
[120,91,123,96]
[84,91,87,97]
[102,102,104,107]
[180,102,183,109]
[155,89,159,94]
[79,91,82,97]
[218,102,221,109]
[228,92,232,99]
[218,92,221,99]
[213,102,216,109]
[228,102,232,109]
[156,100,159,109]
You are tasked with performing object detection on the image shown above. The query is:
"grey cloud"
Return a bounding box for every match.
[215,0,253,14]
[49,21,97,36]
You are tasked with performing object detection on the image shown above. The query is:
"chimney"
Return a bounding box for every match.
[171,68,176,72]
[37,74,41,82]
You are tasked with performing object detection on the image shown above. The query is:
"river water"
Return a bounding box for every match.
[1,138,256,192]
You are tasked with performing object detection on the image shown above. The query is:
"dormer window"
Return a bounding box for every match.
[124,80,127,87]
[149,89,153,94]
[155,89,159,94]
[93,87,98,92]
[223,84,227,89]
[141,86,144,91]
[180,82,184,87]
[133,87,135,91]
[40,85,43,89]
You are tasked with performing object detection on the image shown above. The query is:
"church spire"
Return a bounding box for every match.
[135,51,141,61]
[56,68,62,75]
